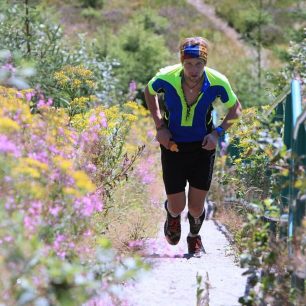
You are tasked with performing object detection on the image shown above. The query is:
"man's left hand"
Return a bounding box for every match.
[202,131,218,150]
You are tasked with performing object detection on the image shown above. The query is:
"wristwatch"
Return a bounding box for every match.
[215,126,225,137]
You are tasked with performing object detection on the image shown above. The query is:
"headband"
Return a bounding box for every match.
[180,43,208,63]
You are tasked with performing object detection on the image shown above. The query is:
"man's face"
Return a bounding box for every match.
[183,58,205,81]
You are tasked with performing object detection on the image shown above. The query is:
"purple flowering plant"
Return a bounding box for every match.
[0,83,151,304]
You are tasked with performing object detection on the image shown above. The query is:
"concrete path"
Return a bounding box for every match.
[124,208,247,306]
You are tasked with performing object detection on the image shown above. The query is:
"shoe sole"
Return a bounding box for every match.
[189,248,206,257]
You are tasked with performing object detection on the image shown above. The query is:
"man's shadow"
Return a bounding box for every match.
[143,251,205,260]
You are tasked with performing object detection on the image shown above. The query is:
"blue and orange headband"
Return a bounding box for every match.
[180,43,208,63]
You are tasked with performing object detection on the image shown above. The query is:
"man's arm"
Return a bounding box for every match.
[144,86,164,129]
[202,100,242,150]
[144,86,172,149]
[219,100,242,131]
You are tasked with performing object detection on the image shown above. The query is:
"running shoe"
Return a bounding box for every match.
[164,200,181,245]
[187,235,206,256]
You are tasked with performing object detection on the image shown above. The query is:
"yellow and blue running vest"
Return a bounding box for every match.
[148,64,237,143]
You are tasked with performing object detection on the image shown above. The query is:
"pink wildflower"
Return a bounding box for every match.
[37,98,52,109]
[147,129,155,138]
[37,99,46,108]
[28,151,49,164]
[136,157,154,185]
[5,196,15,210]
[84,295,116,306]
[129,80,137,92]
[3,63,15,72]
[49,206,61,216]
[0,135,20,157]
[74,193,103,217]
[99,112,107,128]
[24,200,43,233]
[16,92,23,99]
[25,91,34,102]
[85,163,97,174]
[89,114,96,123]
[128,240,145,249]
[53,234,66,249]
[83,229,91,237]
[82,194,103,216]
[4,236,13,242]
[4,176,12,183]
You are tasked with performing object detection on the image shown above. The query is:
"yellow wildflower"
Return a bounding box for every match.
[122,113,137,122]
[29,183,45,198]
[63,187,81,197]
[89,95,97,102]
[124,101,139,111]
[72,79,82,89]
[85,80,96,88]
[0,117,20,131]
[70,113,88,130]
[137,106,150,117]
[22,157,48,171]
[71,170,95,192]
[13,166,40,178]
[71,97,90,108]
[54,72,69,86]
[53,156,73,171]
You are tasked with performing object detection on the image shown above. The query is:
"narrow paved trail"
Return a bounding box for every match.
[124,204,247,306]
[122,2,261,303]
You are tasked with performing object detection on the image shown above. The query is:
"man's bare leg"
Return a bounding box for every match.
[167,191,186,216]
[188,186,207,218]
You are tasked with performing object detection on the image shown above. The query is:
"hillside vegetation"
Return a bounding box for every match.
[24,0,302,107]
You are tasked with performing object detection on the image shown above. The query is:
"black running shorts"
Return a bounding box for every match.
[160,142,215,195]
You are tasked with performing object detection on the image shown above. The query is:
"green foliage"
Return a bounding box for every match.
[0,50,35,89]
[238,208,292,306]
[106,8,171,96]
[289,29,306,81]
[53,65,97,115]
[237,199,306,305]
[227,59,266,108]
[207,0,305,47]
[196,272,210,306]
[214,80,306,305]
[266,28,305,96]
[0,2,122,107]
[81,7,102,19]
[0,231,148,305]
[221,106,287,201]
[80,0,104,9]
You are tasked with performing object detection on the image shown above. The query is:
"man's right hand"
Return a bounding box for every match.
[156,128,172,149]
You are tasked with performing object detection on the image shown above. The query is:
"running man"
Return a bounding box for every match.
[144,37,242,256]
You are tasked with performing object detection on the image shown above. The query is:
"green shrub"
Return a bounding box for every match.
[267,28,306,96]
[207,0,304,47]
[80,0,104,9]
[0,3,122,107]
[106,8,171,97]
